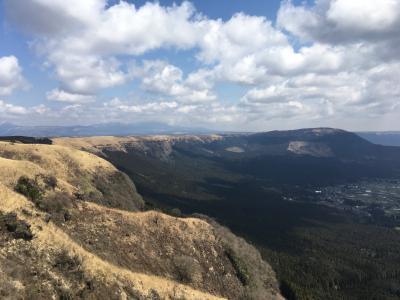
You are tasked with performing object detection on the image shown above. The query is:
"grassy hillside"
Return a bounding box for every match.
[0,140,281,300]
[0,141,144,211]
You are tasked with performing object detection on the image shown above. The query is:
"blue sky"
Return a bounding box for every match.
[0,0,399,130]
[109,0,283,20]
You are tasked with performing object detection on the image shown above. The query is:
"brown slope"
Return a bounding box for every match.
[0,141,282,299]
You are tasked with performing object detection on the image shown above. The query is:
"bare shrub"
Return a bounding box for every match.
[173,255,202,283]
[211,222,280,300]
[0,212,33,241]
[54,250,83,280]
[37,192,72,214]
[170,208,182,217]
[14,176,42,203]
[0,274,20,298]
[44,175,57,189]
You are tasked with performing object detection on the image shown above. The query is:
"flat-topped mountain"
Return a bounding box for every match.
[247,128,400,160]
[54,128,400,186]
[54,128,400,161]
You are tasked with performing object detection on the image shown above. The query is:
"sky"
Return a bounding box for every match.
[0,0,399,131]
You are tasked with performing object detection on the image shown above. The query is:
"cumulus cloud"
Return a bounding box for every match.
[277,0,400,44]
[5,0,291,92]
[100,96,244,127]
[133,60,216,103]
[0,100,28,115]
[33,104,50,115]
[105,98,178,113]
[4,0,104,36]
[242,61,400,121]
[6,0,200,94]
[0,56,27,96]
[46,89,95,103]
[197,13,287,63]
[45,54,128,94]
[3,0,400,130]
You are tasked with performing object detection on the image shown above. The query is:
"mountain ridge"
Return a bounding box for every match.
[357,131,400,146]
[53,127,400,162]
[0,122,215,137]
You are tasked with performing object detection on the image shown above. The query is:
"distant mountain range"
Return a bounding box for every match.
[357,131,400,146]
[0,122,214,137]
[2,122,400,147]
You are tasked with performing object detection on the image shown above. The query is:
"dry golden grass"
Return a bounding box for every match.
[86,201,214,238]
[53,136,137,154]
[0,141,226,299]
[0,141,114,192]
[0,141,145,210]
[53,134,224,155]
[0,185,223,299]
[0,182,30,212]
[0,141,115,172]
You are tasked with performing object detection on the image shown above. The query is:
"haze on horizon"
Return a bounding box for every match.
[0,0,399,132]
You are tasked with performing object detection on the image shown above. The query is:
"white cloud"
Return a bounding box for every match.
[5,1,292,93]
[241,61,400,121]
[40,1,198,56]
[4,0,400,130]
[46,54,127,94]
[105,97,179,113]
[101,97,243,127]
[277,0,400,44]
[0,56,27,96]
[135,60,216,103]
[46,88,95,103]
[5,0,104,36]
[240,91,314,121]
[123,102,178,113]
[197,13,287,64]
[0,100,28,115]
[33,104,50,114]
[5,1,204,94]
[327,0,400,35]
